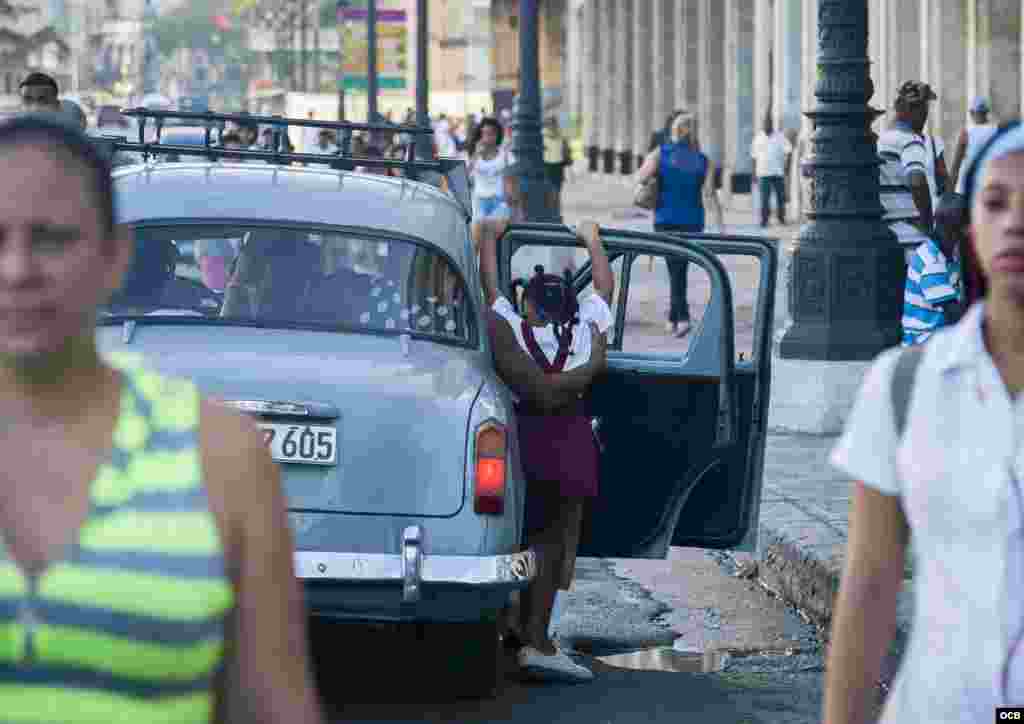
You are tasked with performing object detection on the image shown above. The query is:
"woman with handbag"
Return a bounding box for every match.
[635,110,724,337]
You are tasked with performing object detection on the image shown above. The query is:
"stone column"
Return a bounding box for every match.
[893,0,921,88]
[698,0,726,192]
[988,0,1022,121]
[794,0,818,223]
[615,1,635,174]
[651,0,676,150]
[582,0,601,171]
[633,0,655,168]
[724,0,756,196]
[920,0,967,152]
[772,0,902,433]
[678,0,701,111]
[753,0,774,221]
[868,0,892,134]
[566,2,582,126]
[966,0,992,114]
[597,0,617,173]
[753,0,774,141]
[773,0,803,135]
[965,0,1022,123]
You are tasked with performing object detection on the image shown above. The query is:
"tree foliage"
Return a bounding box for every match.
[152,0,247,58]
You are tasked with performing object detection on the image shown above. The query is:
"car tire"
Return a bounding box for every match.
[419,616,504,699]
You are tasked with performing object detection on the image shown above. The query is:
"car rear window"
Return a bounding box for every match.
[100,225,474,344]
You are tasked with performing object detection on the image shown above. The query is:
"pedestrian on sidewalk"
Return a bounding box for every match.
[824,121,1024,724]
[951,97,999,194]
[479,219,613,683]
[635,110,724,338]
[878,80,938,263]
[467,117,513,258]
[901,191,967,346]
[648,110,685,153]
[543,116,573,219]
[751,114,793,227]
[0,116,324,722]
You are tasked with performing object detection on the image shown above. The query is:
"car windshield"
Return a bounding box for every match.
[100,225,473,344]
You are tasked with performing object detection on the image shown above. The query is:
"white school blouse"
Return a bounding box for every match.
[491,293,613,372]
[831,302,1024,721]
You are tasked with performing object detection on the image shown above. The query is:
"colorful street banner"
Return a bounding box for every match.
[337,0,408,91]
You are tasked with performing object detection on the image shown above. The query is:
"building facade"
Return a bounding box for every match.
[244,0,495,121]
[490,0,566,116]
[0,0,73,110]
[571,0,1024,214]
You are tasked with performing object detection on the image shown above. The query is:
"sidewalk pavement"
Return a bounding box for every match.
[559,172,914,692]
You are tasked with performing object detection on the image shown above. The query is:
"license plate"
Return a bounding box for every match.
[258,423,337,465]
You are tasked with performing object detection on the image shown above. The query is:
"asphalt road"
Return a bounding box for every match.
[312,550,825,724]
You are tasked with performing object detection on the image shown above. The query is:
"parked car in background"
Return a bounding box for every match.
[95,111,776,697]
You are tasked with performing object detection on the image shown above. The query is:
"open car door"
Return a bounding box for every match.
[497,224,776,558]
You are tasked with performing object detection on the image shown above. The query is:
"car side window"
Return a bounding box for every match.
[576,255,624,346]
[618,253,711,357]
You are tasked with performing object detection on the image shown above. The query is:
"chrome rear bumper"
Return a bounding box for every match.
[294,526,537,604]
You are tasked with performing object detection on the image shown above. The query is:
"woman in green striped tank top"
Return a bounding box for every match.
[0,117,324,722]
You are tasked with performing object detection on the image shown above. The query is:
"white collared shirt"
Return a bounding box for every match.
[831,302,1024,720]
[491,293,612,372]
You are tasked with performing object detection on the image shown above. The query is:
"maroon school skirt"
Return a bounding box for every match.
[515,407,599,499]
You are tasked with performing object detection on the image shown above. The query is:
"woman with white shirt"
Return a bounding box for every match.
[824,122,1024,723]
[468,117,513,260]
[479,219,614,683]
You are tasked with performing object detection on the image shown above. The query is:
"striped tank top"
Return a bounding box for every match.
[0,353,233,723]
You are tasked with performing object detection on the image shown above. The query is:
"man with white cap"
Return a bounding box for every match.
[951,96,998,193]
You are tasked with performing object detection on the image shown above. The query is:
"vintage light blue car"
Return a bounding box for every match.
[94,111,776,696]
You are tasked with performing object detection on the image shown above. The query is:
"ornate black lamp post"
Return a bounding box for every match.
[415,0,431,158]
[141,0,160,96]
[367,0,378,121]
[776,0,903,360]
[512,0,558,223]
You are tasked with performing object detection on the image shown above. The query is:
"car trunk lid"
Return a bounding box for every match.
[96,324,484,517]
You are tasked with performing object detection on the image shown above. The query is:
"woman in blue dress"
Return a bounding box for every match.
[635,110,724,337]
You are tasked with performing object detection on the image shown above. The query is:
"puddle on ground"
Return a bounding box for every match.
[596,644,814,675]
[596,647,705,673]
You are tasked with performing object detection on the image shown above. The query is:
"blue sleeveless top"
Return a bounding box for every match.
[654,143,708,228]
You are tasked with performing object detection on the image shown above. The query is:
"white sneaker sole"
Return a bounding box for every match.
[518,650,594,683]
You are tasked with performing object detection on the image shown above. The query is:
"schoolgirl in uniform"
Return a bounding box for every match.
[478,219,614,682]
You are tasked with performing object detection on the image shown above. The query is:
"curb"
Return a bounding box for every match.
[751,522,915,694]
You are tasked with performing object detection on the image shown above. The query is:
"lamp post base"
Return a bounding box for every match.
[767,356,872,434]
[776,218,905,361]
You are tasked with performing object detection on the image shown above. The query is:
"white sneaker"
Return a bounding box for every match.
[517,645,594,683]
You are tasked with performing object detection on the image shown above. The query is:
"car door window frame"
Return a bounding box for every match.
[498,225,737,448]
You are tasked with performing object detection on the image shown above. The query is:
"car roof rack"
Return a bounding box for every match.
[94,107,472,219]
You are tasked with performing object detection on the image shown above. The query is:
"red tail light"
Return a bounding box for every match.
[474,422,506,514]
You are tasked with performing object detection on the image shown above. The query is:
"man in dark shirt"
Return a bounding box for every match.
[20,72,59,113]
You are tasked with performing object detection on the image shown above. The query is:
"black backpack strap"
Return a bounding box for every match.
[891,345,926,438]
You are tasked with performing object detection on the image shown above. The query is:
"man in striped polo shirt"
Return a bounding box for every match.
[879,81,937,264]
[902,192,967,345]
